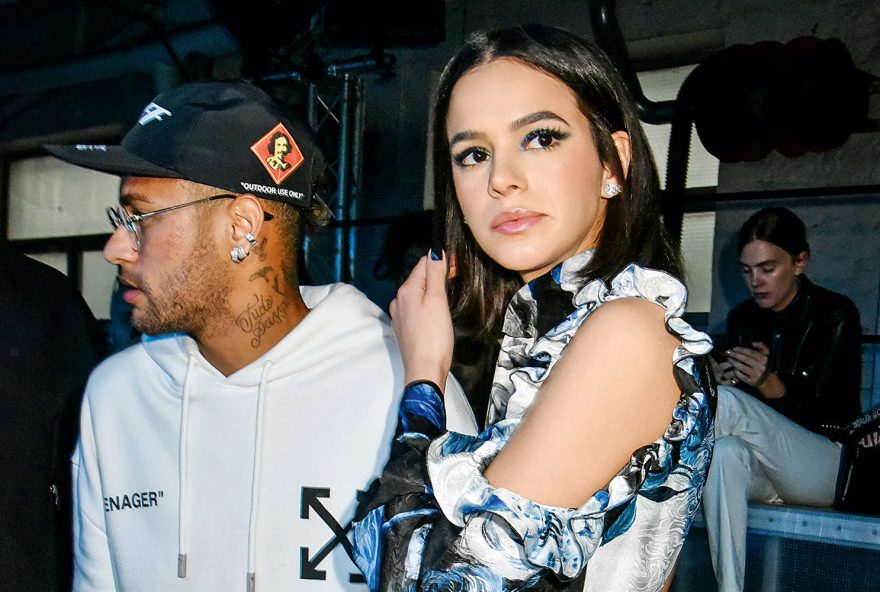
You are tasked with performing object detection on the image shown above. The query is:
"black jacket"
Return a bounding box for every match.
[726,276,862,435]
[0,246,107,591]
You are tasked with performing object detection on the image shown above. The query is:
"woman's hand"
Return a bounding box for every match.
[389,251,455,391]
[724,342,775,389]
[709,356,737,386]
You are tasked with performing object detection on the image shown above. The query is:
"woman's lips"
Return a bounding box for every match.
[491,209,545,234]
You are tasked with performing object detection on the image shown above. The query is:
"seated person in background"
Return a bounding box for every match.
[46,80,476,591]
[706,206,862,592]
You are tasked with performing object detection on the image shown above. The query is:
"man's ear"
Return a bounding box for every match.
[227,194,265,243]
[601,131,632,198]
[793,250,810,276]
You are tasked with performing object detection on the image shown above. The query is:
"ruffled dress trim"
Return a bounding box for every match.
[352,250,715,590]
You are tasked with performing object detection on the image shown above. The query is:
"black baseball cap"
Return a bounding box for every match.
[45,80,327,210]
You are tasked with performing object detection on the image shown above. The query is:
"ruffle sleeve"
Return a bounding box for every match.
[352,260,715,591]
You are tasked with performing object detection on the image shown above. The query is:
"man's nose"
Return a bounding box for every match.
[103,226,137,265]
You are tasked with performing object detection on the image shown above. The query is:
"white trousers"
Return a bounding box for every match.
[702,386,842,592]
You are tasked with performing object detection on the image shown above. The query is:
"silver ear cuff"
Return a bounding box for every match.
[245,232,258,247]
[230,246,248,263]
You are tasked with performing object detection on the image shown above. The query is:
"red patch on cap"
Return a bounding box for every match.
[250,123,304,185]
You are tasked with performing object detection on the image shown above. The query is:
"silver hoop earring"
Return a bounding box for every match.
[603,182,622,197]
[244,233,258,248]
[230,246,248,263]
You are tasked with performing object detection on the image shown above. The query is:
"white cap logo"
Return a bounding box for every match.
[139,102,172,126]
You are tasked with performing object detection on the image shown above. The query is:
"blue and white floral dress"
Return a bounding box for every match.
[352,251,715,591]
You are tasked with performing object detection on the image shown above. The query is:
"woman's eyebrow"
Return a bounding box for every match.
[448,129,482,148]
[448,111,569,148]
[509,110,568,130]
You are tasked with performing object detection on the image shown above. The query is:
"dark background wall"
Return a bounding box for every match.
[1,0,878,317]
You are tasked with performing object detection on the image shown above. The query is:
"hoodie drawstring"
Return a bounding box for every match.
[178,353,197,578]
[247,361,272,592]
[174,354,272,589]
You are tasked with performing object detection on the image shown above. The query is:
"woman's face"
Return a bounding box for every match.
[739,239,807,311]
[445,58,628,282]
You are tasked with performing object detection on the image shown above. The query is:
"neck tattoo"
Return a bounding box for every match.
[234,293,290,348]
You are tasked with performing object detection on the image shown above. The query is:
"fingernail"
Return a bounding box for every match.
[429,249,441,261]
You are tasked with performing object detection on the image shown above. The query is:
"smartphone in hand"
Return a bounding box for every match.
[709,334,740,385]
[711,334,734,363]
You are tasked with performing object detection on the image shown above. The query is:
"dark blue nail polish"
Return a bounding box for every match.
[429,249,441,261]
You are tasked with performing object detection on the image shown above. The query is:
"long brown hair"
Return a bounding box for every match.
[433,24,682,339]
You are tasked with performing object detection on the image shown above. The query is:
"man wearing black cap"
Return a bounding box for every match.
[47,80,476,591]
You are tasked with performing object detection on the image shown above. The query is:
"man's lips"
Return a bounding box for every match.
[490,209,545,234]
[117,277,143,304]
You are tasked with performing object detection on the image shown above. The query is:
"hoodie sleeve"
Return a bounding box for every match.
[443,374,479,436]
[71,390,116,591]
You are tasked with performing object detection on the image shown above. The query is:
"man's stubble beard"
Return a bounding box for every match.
[132,228,232,339]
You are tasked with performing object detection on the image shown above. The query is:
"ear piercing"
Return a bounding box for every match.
[603,182,622,197]
[230,246,248,263]
[231,233,258,263]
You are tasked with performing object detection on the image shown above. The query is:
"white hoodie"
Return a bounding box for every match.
[72,283,477,591]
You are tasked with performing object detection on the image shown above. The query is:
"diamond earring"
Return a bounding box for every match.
[603,182,622,197]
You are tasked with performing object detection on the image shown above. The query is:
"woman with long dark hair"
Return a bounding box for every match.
[352,25,715,591]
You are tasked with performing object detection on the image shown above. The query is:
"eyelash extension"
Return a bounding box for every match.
[450,126,570,168]
[451,147,490,169]
[521,127,569,149]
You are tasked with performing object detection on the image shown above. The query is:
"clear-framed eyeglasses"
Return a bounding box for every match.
[106,193,273,251]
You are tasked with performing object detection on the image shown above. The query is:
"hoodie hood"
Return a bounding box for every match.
[142,283,395,393]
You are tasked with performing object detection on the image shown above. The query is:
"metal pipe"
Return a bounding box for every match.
[334,75,353,282]
[588,0,675,125]
[348,77,365,282]
[306,83,318,133]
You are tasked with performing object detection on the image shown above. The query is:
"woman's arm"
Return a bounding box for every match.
[390,252,681,507]
[355,259,710,590]
[484,297,681,507]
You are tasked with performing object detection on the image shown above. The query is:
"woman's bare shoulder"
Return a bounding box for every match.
[484,296,681,506]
